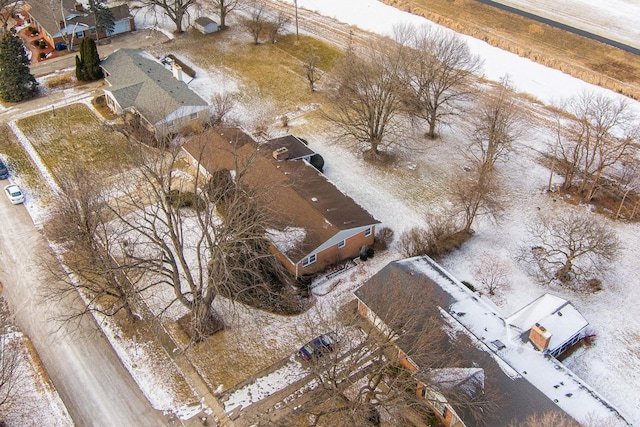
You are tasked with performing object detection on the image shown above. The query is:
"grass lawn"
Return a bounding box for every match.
[0,124,48,196]
[153,30,341,113]
[16,103,134,178]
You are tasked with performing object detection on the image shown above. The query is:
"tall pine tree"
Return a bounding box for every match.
[75,38,103,81]
[0,32,38,103]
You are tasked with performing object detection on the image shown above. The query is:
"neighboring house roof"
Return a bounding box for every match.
[183,128,380,263]
[101,49,208,125]
[26,0,131,37]
[265,135,315,161]
[506,293,589,355]
[354,257,631,426]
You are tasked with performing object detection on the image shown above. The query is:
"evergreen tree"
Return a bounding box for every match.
[0,32,38,103]
[75,54,87,81]
[76,38,103,81]
[88,0,115,40]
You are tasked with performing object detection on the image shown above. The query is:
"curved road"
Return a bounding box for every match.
[0,196,168,426]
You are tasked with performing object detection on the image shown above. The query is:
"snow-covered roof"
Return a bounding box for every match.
[507,294,589,353]
[355,257,631,426]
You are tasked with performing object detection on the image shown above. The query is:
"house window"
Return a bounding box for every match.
[89,28,96,35]
[443,407,448,418]
[302,254,317,267]
[189,112,198,120]
[365,227,372,237]
[338,240,345,249]
[75,31,84,39]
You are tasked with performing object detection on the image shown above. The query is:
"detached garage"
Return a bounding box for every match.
[194,17,218,34]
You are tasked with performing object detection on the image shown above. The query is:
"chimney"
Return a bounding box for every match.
[74,3,84,12]
[172,63,183,81]
[529,323,552,351]
[273,147,289,161]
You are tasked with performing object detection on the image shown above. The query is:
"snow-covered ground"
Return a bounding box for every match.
[0,332,72,426]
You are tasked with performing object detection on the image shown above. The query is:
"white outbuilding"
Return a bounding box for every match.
[194,17,219,34]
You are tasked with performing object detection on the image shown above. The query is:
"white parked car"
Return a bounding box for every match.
[4,184,25,205]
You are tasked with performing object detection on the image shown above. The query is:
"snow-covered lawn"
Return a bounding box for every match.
[0,332,72,426]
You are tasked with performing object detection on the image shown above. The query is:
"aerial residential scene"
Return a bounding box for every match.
[0,0,639,426]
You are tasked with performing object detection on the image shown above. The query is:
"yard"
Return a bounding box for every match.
[4,1,640,424]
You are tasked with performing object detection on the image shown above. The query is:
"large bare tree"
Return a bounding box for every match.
[240,1,268,44]
[324,39,410,158]
[137,0,197,33]
[467,77,522,174]
[399,24,482,139]
[555,92,638,201]
[521,210,620,289]
[43,165,142,322]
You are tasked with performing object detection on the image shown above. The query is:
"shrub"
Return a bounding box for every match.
[46,72,73,88]
[39,40,47,49]
[27,26,36,34]
[32,39,40,47]
[39,52,46,59]
[461,281,476,292]
[166,190,206,211]
[309,153,324,172]
[398,211,470,259]
[373,226,394,251]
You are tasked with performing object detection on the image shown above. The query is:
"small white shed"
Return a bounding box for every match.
[194,17,219,34]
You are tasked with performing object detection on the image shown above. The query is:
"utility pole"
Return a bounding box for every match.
[294,0,299,41]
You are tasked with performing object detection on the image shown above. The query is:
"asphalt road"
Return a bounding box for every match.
[0,194,168,426]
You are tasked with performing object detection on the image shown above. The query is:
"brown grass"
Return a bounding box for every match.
[16,103,134,178]
[151,30,341,113]
[45,72,74,89]
[382,0,640,100]
[0,124,48,197]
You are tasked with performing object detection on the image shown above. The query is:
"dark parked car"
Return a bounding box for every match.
[0,160,8,180]
[298,332,337,361]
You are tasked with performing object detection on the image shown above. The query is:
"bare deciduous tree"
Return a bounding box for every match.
[0,336,24,420]
[275,297,500,427]
[210,92,236,126]
[472,253,511,297]
[452,166,505,234]
[521,210,620,289]
[0,0,21,31]
[303,51,322,92]
[210,0,245,29]
[510,411,580,427]
[240,1,267,44]
[399,24,482,139]
[138,0,197,33]
[265,11,290,44]
[43,164,141,322]
[398,210,465,258]
[467,77,522,174]
[555,92,638,201]
[324,40,410,158]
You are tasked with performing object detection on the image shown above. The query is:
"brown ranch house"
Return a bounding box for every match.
[183,128,381,277]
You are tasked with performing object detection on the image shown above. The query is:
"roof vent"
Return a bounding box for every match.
[311,197,318,203]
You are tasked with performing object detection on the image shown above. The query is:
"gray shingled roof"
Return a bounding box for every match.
[101,49,208,125]
[26,1,130,37]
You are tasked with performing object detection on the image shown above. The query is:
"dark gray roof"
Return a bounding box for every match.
[101,49,207,125]
[265,135,315,161]
[355,259,563,426]
[194,16,217,26]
